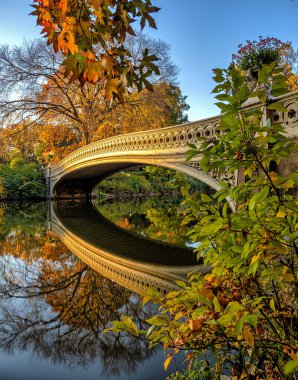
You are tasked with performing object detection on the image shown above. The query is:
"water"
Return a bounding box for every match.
[0,199,199,380]
[96,197,193,248]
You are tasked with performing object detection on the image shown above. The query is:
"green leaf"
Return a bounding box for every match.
[243,314,258,328]
[187,143,198,150]
[271,87,289,97]
[217,313,234,326]
[213,68,223,75]
[267,102,288,112]
[146,324,156,337]
[200,194,212,203]
[215,94,230,101]
[284,355,298,375]
[258,67,270,84]
[213,297,222,312]
[226,301,245,312]
[249,260,259,277]
[213,74,225,83]
[235,318,244,334]
[200,217,224,236]
[146,315,169,327]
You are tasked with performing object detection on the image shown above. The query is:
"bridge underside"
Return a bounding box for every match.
[50,158,223,199]
[52,162,138,199]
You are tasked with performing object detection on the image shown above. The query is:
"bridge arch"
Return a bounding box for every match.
[47,114,224,198]
[48,92,298,202]
[50,157,224,200]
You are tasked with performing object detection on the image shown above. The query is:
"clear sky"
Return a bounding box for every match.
[1,0,298,121]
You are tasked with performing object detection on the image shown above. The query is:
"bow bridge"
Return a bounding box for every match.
[47,92,298,199]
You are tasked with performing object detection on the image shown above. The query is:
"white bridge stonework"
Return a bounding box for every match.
[47,92,298,198]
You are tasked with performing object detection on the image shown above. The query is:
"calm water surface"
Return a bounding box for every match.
[0,199,197,380]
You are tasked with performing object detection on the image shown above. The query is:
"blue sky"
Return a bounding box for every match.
[1,0,298,120]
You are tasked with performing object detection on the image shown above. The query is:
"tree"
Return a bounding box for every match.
[31,0,161,99]
[0,35,186,159]
[110,64,298,378]
[94,82,189,140]
[0,121,40,164]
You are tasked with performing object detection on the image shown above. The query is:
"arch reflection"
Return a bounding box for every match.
[49,200,207,295]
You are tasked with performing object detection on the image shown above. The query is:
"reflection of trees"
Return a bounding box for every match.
[0,203,157,377]
[0,202,49,266]
[97,197,190,247]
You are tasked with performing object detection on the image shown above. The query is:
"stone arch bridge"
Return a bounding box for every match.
[47,92,298,199]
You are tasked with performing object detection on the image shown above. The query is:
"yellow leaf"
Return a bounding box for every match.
[276,211,287,218]
[243,325,254,348]
[269,298,276,311]
[280,273,296,282]
[244,168,253,177]
[164,356,173,371]
[251,254,259,265]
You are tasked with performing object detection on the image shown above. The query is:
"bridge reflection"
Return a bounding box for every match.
[49,201,207,295]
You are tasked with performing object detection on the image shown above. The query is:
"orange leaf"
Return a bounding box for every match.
[188,316,206,332]
[83,61,104,84]
[164,356,173,371]
[105,78,120,100]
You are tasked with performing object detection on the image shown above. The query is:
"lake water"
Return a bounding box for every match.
[0,198,199,380]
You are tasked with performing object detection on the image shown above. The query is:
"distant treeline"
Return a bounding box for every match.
[97,166,213,198]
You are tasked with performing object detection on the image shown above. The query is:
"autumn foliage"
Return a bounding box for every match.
[31,0,161,100]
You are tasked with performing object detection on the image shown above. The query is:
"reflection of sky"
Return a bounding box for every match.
[0,256,174,380]
[186,242,199,249]
[0,350,184,380]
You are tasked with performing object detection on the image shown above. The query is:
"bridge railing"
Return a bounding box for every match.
[50,114,221,179]
[50,91,298,180]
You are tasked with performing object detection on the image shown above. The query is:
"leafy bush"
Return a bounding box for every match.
[109,64,298,378]
[98,172,153,195]
[0,160,46,199]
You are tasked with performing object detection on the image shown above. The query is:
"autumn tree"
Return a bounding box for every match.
[0,121,40,163]
[0,34,186,163]
[95,82,189,140]
[0,39,113,147]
